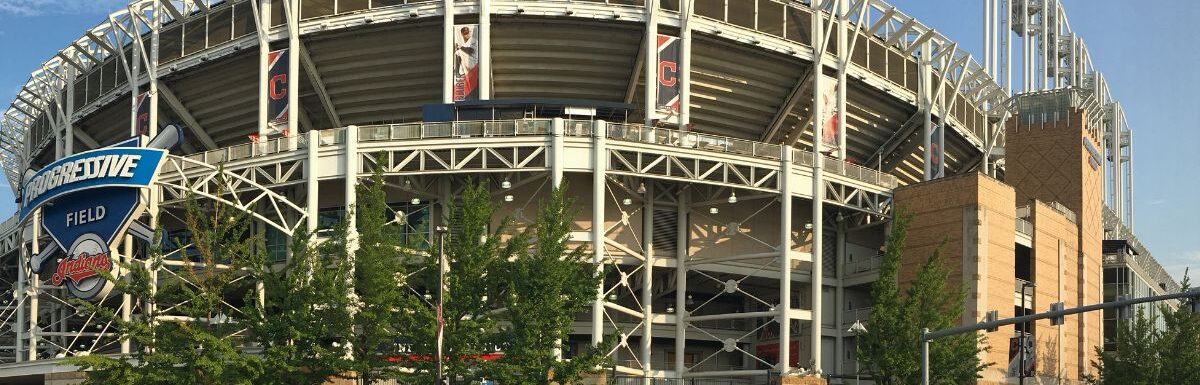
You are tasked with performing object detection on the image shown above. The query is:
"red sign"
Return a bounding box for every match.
[52,251,112,286]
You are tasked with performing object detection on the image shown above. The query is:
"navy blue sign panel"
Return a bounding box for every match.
[40,188,140,263]
[267,49,290,127]
[20,147,167,220]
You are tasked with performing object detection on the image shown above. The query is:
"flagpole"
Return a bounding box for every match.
[436,225,448,384]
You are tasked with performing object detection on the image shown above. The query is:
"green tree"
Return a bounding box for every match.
[857,210,990,385]
[398,180,516,384]
[344,169,424,384]
[485,185,609,384]
[68,185,265,385]
[242,225,354,385]
[1088,274,1200,385]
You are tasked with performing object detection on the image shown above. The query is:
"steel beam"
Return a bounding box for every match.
[157,80,218,150]
[761,68,816,143]
[299,45,342,128]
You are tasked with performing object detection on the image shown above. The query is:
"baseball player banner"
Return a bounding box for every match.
[818,75,839,157]
[453,24,480,102]
[267,48,290,134]
[135,92,151,135]
[656,34,681,125]
[928,122,944,178]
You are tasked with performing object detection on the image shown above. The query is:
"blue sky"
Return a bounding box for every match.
[0,0,1197,280]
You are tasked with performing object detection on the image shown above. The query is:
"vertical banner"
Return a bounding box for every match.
[453,24,480,102]
[655,34,681,125]
[135,92,151,136]
[266,48,290,136]
[928,123,944,178]
[1008,336,1036,378]
[818,74,839,157]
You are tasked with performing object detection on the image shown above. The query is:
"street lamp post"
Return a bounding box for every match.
[436,225,449,385]
[847,320,867,385]
[1019,281,1035,385]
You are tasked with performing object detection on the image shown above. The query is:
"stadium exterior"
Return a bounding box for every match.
[0,0,1176,384]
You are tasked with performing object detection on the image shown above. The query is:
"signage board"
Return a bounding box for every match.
[21,130,176,300]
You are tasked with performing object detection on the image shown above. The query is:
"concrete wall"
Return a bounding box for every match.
[894,172,1017,384]
[1006,106,1104,381]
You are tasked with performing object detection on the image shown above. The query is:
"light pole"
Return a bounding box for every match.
[1018,281,1035,385]
[436,225,449,385]
[846,320,867,385]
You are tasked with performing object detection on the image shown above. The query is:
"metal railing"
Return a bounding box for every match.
[843,307,873,325]
[178,118,899,191]
[607,123,784,161]
[1015,218,1033,237]
[844,254,883,275]
[183,135,304,166]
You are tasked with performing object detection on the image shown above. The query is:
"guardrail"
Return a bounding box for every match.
[177,119,899,192]
[843,307,872,325]
[1015,218,1033,237]
[844,254,883,275]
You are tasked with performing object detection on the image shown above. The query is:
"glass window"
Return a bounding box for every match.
[100,61,118,94]
[265,225,288,262]
[785,6,809,44]
[758,0,784,37]
[208,6,233,46]
[696,0,724,21]
[318,208,346,231]
[339,0,369,13]
[302,0,334,19]
[271,0,285,26]
[373,0,408,8]
[234,2,254,38]
[86,71,101,102]
[728,0,755,29]
[184,17,207,55]
[160,25,183,62]
[660,0,680,12]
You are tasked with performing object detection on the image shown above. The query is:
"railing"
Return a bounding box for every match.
[177,119,899,192]
[607,123,784,161]
[793,149,899,189]
[183,135,304,165]
[844,254,883,275]
[1015,278,1035,297]
[1015,218,1033,237]
[843,307,872,325]
[357,119,552,142]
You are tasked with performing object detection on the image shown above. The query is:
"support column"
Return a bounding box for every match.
[679,0,692,130]
[640,183,654,381]
[1022,0,1030,92]
[255,0,270,137]
[345,125,358,252]
[919,39,935,181]
[306,129,320,233]
[15,218,25,362]
[833,219,846,376]
[643,0,658,126]
[129,6,142,138]
[64,68,75,155]
[121,235,133,354]
[1003,0,1012,93]
[591,121,607,347]
[835,0,848,160]
[479,0,491,100]
[551,118,564,186]
[442,0,455,103]
[808,1,826,373]
[286,0,300,134]
[779,148,794,373]
[148,0,161,139]
[28,210,40,361]
[674,190,688,377]
[983,0,992,76]
[1040,0,1048,90]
